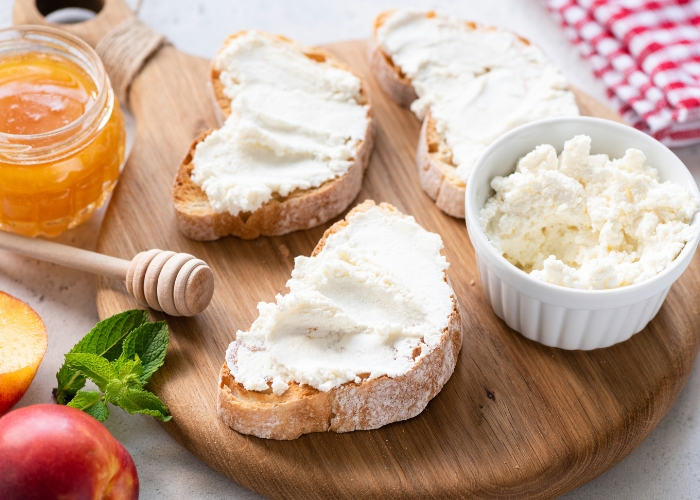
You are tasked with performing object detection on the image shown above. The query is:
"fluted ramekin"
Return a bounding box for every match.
[465,117,700,350]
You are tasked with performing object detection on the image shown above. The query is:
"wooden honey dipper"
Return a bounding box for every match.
[0,231,214,317]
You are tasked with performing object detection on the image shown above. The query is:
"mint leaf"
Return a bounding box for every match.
[119,321,169,384]
[104,379,125,402]
[65,353,118,391]
[55,364,85,405]
[55,310,148,404]
[104,381,171,422]
[67,390,109,422]
[114,356,144,389]
[85,401,110,421]
[56,310,171,423]
[73,310,149,360]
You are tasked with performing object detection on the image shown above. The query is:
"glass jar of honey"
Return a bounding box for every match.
[0,26,125,237]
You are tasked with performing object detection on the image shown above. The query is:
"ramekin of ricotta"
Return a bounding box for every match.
[465,117,700,350]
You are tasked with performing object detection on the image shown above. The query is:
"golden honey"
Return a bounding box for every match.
[0,26,125,237]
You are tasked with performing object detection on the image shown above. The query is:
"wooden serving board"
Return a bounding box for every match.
[14,1,700,498]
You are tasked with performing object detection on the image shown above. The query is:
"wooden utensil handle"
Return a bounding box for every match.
[0,230,130,280]
[13,0,135,48]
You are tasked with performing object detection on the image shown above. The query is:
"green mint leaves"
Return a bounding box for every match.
[68,390,109,421]
[55,309,148,404]
[55,310,172,422]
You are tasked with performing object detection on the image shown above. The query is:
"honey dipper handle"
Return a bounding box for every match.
[0,230,129,281]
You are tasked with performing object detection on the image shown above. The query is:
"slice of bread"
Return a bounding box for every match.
[217,200,463,440]
[370,11,576,219]
[369,11,466,219]
[173,32,375,241]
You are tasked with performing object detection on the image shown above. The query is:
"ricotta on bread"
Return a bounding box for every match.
[173,31,374,240]
[370,10,579,218]
[218,200,463,439]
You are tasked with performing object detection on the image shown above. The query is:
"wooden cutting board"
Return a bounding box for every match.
[14,1,700,498]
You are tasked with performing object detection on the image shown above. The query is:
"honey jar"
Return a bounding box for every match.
[0,26,125,237]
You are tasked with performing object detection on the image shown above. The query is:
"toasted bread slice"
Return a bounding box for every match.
[369,11,465,218]
[173,32,375,240]
[370,11,577,219]
[218,200,463,440]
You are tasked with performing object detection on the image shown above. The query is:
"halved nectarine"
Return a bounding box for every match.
[0,291,48,415]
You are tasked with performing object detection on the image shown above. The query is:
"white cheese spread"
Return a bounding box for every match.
[479,135,699,290]
[376,10,580,183]
[192,31,370,216]
[226,204,454,394]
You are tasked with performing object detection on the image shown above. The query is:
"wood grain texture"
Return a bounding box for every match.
[13,1,700,497]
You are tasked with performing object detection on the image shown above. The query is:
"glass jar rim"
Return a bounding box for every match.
[0,25,113,162]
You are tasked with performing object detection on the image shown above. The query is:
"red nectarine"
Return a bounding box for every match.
[0,404,139,500]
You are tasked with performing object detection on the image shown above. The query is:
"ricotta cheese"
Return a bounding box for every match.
[376,10,580,183]
[226,204,454,394]
[192,31,370,216]
[479,135,700,290]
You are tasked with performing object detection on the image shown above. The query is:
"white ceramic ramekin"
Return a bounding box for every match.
[465,117,700,350]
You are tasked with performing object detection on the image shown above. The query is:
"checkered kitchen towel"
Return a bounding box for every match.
[546,0,700,146]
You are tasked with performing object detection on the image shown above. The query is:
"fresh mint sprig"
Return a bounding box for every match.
[55,310,172,422]
[55,309,148,404]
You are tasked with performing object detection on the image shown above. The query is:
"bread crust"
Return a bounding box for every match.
[417,112,467,218]
[217,200,463,440]
[367,22,417,108]
[172,31,375,240]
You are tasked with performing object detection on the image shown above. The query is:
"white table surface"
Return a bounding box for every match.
[2,0,700,498]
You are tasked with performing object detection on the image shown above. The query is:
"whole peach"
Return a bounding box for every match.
[0,404,139,500]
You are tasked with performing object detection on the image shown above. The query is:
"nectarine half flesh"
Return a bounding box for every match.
[0,291,48,414]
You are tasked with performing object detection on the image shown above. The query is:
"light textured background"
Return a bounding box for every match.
[2,0,700,498]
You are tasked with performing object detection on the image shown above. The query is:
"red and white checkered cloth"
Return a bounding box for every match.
[546,0,700,146]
